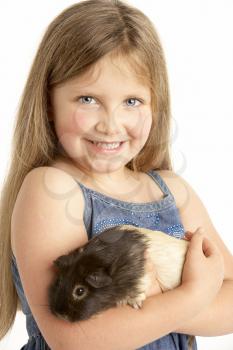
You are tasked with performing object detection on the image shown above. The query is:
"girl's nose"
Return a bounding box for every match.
[95,109,120,135]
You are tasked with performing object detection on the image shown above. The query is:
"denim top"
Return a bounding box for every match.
[11,169,197,349]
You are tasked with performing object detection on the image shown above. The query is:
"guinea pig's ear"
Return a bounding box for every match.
[98,226,125,244]
[85,268,112,288]
[53,255,69,270]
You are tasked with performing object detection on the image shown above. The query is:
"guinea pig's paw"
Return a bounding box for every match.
[131,300,143,309]
[127,295,145,309]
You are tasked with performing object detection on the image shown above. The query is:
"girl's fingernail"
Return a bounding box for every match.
[185,231,192,236]
[184,232,192,240]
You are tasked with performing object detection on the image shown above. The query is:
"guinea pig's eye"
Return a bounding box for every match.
[72,284,87,300]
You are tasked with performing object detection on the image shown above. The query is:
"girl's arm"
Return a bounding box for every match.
[175,279,233,336]
[160,170,233,336]
[11,167,222,350]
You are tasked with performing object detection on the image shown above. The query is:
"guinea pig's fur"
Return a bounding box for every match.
[48,224,194,349]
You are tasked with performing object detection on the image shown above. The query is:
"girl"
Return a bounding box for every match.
[0,0,232,349]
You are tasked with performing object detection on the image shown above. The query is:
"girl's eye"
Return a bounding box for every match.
[79,96,96,104]
[78,96,142,107]
[125,98,141,107]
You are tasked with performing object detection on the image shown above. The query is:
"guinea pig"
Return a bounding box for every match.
[48,224,194,349]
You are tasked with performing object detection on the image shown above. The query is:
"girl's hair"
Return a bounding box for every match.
[0,0,172,339]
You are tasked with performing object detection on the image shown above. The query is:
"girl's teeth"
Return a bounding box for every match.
[93,141,121,149]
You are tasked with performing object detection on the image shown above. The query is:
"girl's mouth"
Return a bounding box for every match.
[86,139,126,154]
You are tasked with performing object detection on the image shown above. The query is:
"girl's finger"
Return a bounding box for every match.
[186,230,206,254]
[202,235,221,258]
[184,227,204,240]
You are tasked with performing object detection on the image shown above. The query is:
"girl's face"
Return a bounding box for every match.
[50,54,152,177]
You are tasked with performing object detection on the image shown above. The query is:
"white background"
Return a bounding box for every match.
[0,0,233,349]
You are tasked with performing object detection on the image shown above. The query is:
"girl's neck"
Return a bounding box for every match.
[51,155,141,192]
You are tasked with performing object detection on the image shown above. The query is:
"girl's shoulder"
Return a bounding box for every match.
[18,166,85,198]
[11,165,87,257]
[16,165,86,211]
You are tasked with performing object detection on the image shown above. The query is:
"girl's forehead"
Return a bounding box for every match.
[63,54,150,93]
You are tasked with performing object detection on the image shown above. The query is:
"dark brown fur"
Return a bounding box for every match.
[48,226,150,322]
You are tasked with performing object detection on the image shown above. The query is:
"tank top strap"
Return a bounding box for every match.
[77,185,92,237]
[147,169,174,199]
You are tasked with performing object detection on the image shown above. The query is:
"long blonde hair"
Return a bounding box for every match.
[0,0,172,339]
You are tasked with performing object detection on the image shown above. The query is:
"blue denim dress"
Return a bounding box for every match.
[11,169,197,349]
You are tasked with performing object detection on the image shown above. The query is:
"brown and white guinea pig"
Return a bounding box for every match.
[49,225,189,322]
[48,224,194,349]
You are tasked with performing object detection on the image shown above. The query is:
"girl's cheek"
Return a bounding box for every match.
[72,109,94,134]
[54,109,91,155]
[128,110,152,141]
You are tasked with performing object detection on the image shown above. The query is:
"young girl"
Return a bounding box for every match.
[0,1,232,349]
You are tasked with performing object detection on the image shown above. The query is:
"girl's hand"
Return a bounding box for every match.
[181,227,224,304]
[144,250,163,298]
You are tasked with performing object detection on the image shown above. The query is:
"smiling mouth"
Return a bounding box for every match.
[86,139,126,152]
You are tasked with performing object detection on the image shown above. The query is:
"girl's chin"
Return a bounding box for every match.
[85,159,127,173]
